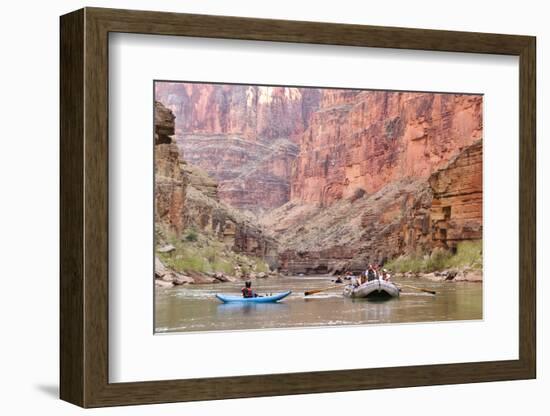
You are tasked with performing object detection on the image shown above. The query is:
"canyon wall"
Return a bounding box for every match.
[155,82,321,212]
[154,101,278,264]
[155,86,483,274]
[268,89,483,273]
[268,179,431,274]
[155,83,320,141]
[429,140,483,250]
[291,90,482,206]
[154,101,187,234]
[268,140,483,274]
[183,167,279,266]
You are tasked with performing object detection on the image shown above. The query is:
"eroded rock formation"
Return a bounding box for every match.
[266,179,432,274]
[183,167,279,267]
[263,90,483,273]
[291,90,482,205]
[154,101,187,234]
[155,83,321,212]
[265,141,483,274]
[154,102,278,273]
[155,85,483,275]
[429,140,483,250]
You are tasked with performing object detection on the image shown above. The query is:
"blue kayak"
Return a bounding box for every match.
[216,291,291,303]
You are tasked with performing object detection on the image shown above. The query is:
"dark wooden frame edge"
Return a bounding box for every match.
[60,7,536,408]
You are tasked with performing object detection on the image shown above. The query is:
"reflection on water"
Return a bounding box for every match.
[155,276,482,333]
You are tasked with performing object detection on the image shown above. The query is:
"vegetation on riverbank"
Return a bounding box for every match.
[157,228,269,276]
[385,240,482,273]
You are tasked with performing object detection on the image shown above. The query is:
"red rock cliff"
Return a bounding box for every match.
[269,140,483,274]
[154,101,278,266]
[429,140,483,250]
[155,82,321,212]
[154,101,187,234]
[291,90,482,205]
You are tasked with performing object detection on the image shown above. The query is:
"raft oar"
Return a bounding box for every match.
[396,283,436,295]
[304,284,343,296]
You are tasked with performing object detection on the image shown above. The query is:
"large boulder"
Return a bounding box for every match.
[213,272,237,283]
[173,273,194,285]
[155,279,174,288]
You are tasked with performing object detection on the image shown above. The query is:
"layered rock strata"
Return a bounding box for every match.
[183,171,279,267]
[154,101,187,234]
[267,141,483,274]
[154,102,279,275]
[267,179,431,274]
[291,90,482,205]
[155,82,321,212]
[429,140,483,250]
[266,89,483,273]
[155,86,483,275]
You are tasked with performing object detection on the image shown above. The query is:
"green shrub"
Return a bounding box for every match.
[211,259,234,275]
[162,252,208,273]
[184,231,198,242]
[385,255,424,273]
[157,228,273,276]
[447,240,483,270]
[385,240,482,273]
[424,248,452,271]
[253,258,269,274]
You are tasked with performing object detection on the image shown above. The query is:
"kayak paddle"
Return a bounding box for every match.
[396,283,436,295]
[304,284,343,296]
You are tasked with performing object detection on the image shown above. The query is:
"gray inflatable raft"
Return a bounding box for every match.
[343,280,400,299]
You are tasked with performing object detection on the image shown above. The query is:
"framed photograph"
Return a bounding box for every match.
[60,7,536,407]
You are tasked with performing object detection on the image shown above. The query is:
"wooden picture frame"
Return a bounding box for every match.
[60,7,536,408]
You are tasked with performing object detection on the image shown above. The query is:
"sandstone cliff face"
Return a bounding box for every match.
[291,90,482,206]
[154,101,278,267]
[156,83,320,142]
[266,140,483,274]
[155,85,483,274]
[155,82,321,212]
[265,179,430,274]
[154,101,187,234]
[429,140,483,250]
[183,167,279,267]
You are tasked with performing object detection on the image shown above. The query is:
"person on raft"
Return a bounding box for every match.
[374,264,381,280]
[241,280,261,298]
[366,264,377,282]
[359,271,367,285]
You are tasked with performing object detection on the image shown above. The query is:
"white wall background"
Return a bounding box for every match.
[0,0,546,415]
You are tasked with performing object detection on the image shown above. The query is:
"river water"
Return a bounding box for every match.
[155,275,482,333]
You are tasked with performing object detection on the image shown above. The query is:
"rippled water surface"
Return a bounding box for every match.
[155,275,482,333]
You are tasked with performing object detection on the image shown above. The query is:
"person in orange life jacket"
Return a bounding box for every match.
[241,280,257,298]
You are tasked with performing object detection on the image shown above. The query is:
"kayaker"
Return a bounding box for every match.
[241,280,257,298]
